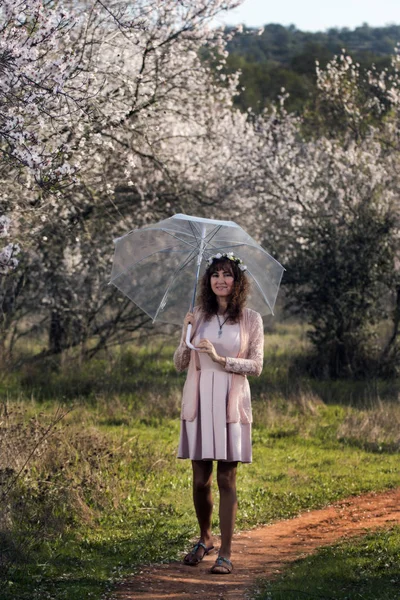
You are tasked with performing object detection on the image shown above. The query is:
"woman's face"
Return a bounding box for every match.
[210,264,235,299]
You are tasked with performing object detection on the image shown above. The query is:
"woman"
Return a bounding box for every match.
[173,252,264,575]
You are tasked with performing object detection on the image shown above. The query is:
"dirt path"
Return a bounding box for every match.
[112,488,400,600]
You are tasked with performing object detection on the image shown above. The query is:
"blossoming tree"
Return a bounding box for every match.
[2,3,400,374]
[240,51,400,376]
[1,0,247,356]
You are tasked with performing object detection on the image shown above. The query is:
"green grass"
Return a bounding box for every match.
[1,324,400,600]
[2,403,400,600]
[1,343,182,403]
[255,526,400,600]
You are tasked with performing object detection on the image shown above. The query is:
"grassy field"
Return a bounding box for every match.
[0,322,399,600]
[255,526,400,600]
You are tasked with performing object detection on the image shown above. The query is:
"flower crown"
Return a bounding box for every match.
[206,252,247,271]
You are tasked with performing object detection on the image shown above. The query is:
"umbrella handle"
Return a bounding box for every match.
[185,323,198,351]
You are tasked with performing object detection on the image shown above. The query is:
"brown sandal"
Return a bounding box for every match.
[210,556,233,574]
[183,541,214,566]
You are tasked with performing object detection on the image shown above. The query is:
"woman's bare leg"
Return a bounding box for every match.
[216,461,238,560]
[191,460,214,556]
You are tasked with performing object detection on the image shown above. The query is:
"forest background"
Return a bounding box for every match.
[1,2,400,599]
[226,22,400,113]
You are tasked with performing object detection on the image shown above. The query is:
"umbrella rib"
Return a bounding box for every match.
[159,230,201,251]
[246,269,275,315]
[152,247,199,322]
[144,226,203,251]
[110,243,192,283]
[204,224,222,245]
[188,220,202,247]
[203,242,259,257]
[133,225,196,240]
[127,225,202,250]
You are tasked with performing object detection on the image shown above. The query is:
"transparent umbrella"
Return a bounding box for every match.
[110,214,284,344]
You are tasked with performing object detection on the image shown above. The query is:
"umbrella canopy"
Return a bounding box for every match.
[110,214,284,325]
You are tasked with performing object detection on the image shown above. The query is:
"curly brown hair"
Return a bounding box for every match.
[198,258,249,323]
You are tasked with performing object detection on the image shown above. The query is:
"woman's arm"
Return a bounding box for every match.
[173,340,191,372]
[173,312,194,372]
[224,312,264,376]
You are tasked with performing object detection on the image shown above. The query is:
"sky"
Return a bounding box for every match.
[214,0,400,31]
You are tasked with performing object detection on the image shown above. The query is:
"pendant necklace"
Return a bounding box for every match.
[216,313,229,338]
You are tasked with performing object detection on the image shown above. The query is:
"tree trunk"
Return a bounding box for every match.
[49,311,66,355]
[380,285,400,364]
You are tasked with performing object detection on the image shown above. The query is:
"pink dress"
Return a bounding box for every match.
[177,316,252,463]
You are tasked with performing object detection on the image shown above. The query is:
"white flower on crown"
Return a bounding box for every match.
[206,252,247,271]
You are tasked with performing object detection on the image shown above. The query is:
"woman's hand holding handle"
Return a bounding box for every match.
[183,312,194,339]
[183,312,198,350]
[197,339,226,367]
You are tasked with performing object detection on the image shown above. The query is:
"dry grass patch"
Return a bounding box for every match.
[253,391,326,438]
[0,401,131,578]
[337,398,400,452]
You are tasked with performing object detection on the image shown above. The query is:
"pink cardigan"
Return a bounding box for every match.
[173,307,264,424]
